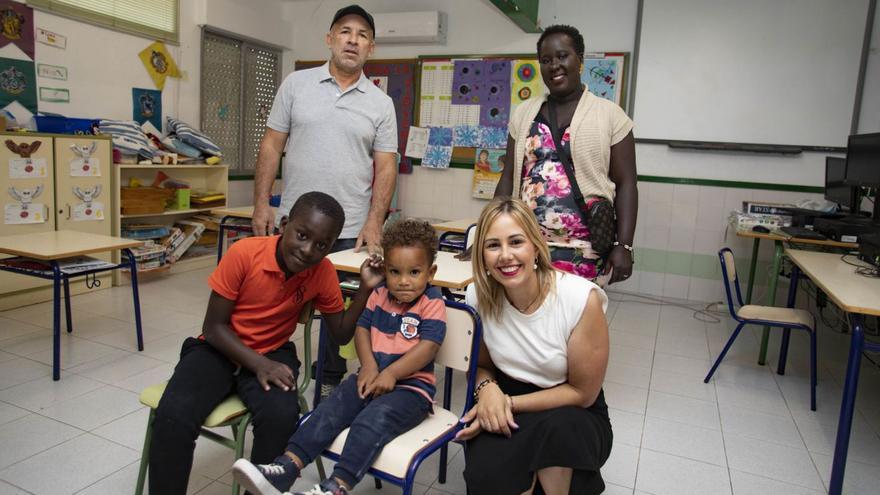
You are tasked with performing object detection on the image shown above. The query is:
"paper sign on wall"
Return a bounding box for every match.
[36,27,66,49]
[4,203,44,224]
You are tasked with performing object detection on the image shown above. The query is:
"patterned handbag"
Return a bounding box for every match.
[547,99,616,256]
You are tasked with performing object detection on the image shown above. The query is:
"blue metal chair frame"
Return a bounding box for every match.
[311,298,482,495]
[704,248,817,410]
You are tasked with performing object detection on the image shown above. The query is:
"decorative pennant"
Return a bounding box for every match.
[138,41,181,90]
[132,87,161,130]
[0,1,34,60]
[0,57,36,113]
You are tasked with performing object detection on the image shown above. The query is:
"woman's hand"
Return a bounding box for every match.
[474,384,518,438]
[455,405,483,440]
[605,244,633,284]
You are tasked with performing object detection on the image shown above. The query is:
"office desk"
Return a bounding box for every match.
[211,206,276,263]
[735,229,857,365]
[327,249,473,291]
[783,249,880,495]
[0,231,145,380]
[431,218,477,234]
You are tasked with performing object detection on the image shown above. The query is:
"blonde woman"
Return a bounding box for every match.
[457,197,612,495]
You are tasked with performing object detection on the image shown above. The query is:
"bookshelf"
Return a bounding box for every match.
[111,163,229,285]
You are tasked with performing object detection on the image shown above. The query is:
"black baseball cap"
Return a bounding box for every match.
[330,5,375,34]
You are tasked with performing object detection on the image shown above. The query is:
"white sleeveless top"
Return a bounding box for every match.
[466,271,608,388]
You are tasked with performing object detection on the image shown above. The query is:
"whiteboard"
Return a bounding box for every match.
[633,0,870,148]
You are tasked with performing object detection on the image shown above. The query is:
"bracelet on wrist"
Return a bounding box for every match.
[473,378,497,403]
[613,241,633,252]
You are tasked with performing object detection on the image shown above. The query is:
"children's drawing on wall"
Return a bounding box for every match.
[6,139,45,178]
[6,185,44,224]
[69,141,101,177]
[71,185,104,221]
[581,53,628,107]
[472,148,505,199]
[370,76,388,93]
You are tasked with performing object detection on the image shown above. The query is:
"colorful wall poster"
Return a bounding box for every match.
[472,148,505,199]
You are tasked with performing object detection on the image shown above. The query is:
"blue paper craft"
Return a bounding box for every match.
[453,125,481,147]
[422,145,452,168]
[582,58,619,104]
[132,88,162,131]
[480,126,508,149]
[427,126,453,146]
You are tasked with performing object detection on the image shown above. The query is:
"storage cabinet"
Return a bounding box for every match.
[0,133,113,309]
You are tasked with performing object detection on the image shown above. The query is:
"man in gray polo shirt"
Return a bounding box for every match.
[251,5,397,393]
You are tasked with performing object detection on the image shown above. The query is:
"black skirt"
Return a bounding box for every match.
[463,372,613,495]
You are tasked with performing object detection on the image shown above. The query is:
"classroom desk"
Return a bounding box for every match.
[431,218,477,234]
[327,248,473,291]
[782,249,880,495]
[735,229,858,365]
[0,231,145,380]
[211,206,276,263]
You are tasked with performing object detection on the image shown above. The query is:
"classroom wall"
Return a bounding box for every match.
[280,0,879,301]
[3,0,294,208]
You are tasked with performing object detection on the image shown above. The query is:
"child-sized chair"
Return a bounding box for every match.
[704,248,817,410]
[135,303,324,495]
[310,299,482,495]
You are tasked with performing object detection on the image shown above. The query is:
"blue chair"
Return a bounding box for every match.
[704,248,817,410]
[310,299,482,494]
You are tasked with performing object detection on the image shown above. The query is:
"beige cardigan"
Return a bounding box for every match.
[508,90,633,202]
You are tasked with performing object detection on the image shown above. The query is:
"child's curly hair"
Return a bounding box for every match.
[381,219,438,264]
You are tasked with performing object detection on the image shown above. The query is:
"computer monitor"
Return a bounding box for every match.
[825,156,856,210]
[844,132,880,224]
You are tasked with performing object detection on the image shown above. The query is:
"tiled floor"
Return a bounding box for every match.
[1,267,880,494]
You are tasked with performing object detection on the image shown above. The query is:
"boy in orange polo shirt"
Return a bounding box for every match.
[148,192,384,495]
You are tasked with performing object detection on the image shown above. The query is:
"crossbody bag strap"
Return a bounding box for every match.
[547,98,589,215]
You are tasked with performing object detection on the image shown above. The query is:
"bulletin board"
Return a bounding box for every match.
[413,52,629,169]
[294,59,418,172]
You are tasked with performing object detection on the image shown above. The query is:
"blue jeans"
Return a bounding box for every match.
[288,374,431,487]
[317,237,358,385]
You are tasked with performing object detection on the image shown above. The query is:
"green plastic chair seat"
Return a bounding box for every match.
[139,382,248,428]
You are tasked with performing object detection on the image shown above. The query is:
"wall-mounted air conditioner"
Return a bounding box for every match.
[373,11,446,44]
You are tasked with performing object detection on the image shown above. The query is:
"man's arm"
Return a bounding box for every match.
[202,291,296,391]
[251,128,289,236]
[356,150,397,254]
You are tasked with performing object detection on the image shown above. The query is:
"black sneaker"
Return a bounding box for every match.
[232,457,298,495]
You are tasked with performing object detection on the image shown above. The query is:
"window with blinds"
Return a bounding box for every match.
[201,29,281,177]
[28,0,178,43]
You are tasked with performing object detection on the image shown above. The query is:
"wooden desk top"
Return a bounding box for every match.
[0,231,143,260]
[785,249,880,316]
[431,218,477,234]
[212,206,266,219]
[736,229,858,249]
[327,249,473,290]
